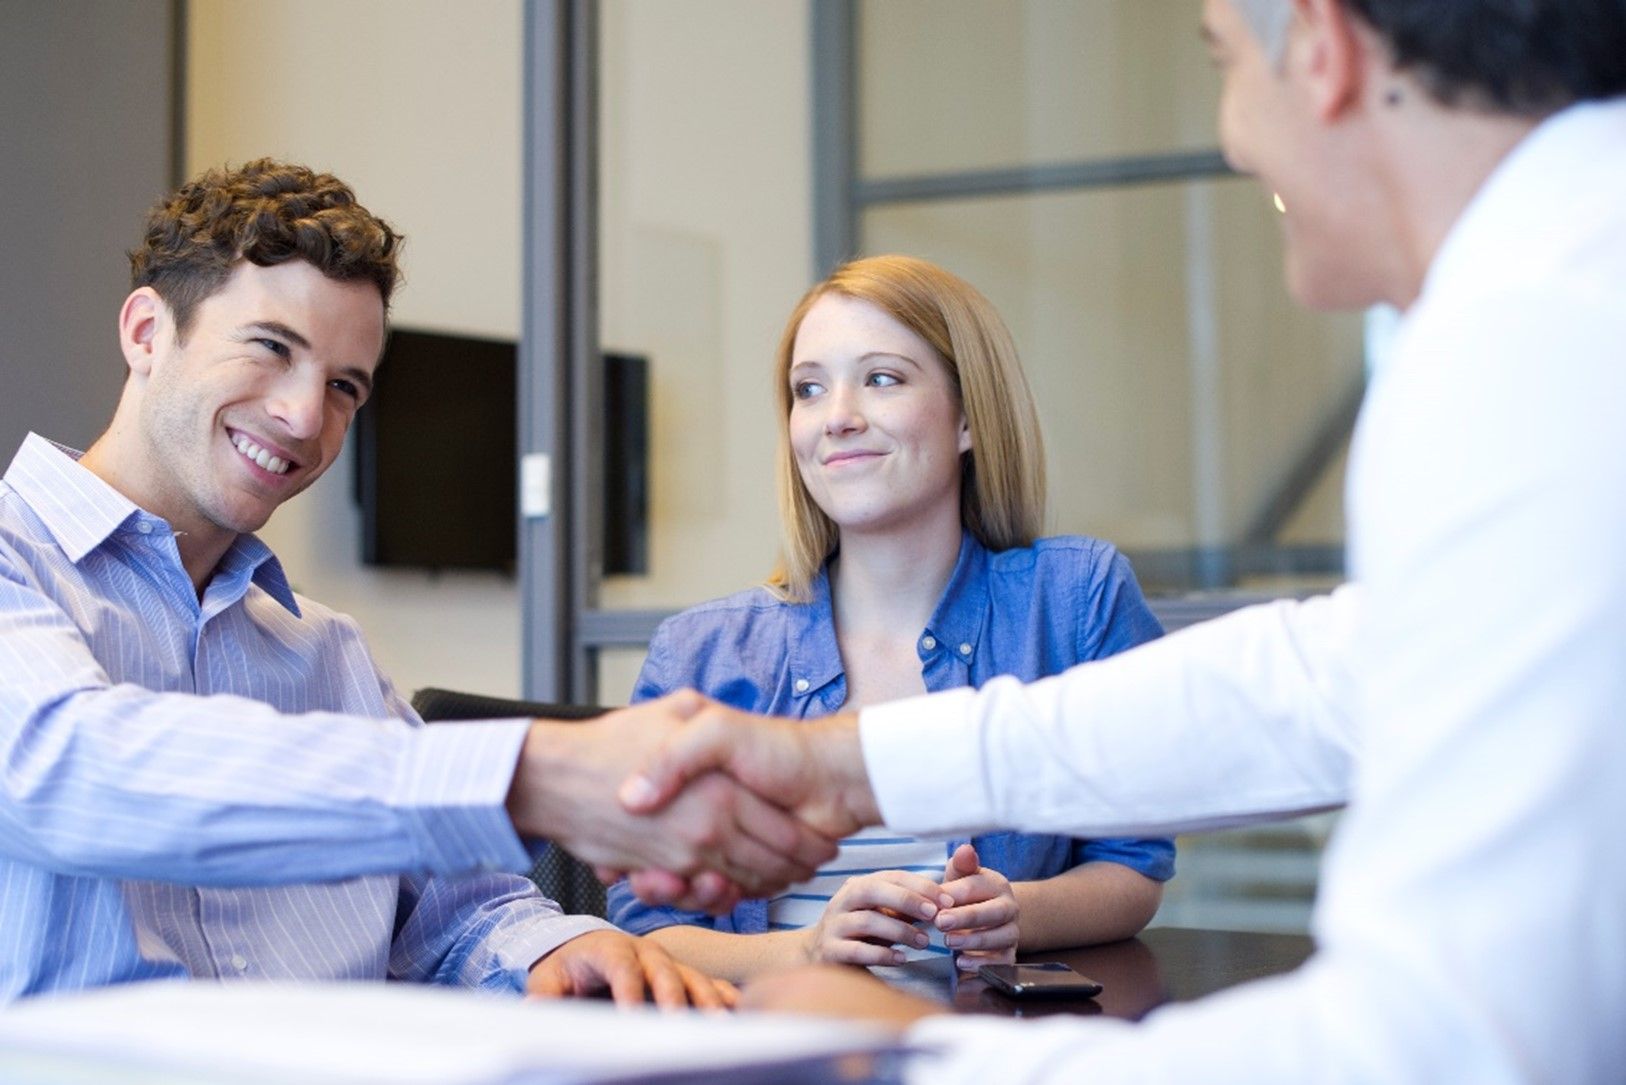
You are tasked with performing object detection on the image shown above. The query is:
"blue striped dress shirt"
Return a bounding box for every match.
[0,434,607,1003]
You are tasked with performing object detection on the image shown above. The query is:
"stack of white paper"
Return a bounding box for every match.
[0,980,911,1084]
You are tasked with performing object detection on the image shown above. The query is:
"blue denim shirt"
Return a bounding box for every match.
[609,532,1176,936]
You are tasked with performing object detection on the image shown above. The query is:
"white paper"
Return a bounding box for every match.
[0,980,906,1084]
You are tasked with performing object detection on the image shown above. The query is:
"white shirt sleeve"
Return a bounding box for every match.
[860,585,1361,840]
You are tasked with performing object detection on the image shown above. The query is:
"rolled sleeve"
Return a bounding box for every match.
[1076,835,1176,882]
[392,868,616,993]
[481,911,617,991]
[606,877,715,935]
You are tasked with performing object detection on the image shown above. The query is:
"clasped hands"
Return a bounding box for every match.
[505,689,880,914]
[801,843,1018,970]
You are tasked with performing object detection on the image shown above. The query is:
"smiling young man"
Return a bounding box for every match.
[0,159,763,1007]
[611,1,1626,1080]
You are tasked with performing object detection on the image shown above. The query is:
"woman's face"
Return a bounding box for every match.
[787,292,970,540]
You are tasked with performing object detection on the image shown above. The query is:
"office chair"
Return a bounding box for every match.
[409,687,612,918]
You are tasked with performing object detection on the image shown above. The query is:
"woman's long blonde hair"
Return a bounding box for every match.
[767,255,1046,600]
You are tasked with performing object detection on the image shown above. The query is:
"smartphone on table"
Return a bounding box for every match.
[977,961,1103,999]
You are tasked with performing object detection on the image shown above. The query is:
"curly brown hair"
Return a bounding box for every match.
[128,158,403,341]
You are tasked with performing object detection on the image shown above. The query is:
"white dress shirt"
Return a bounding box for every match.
[861,99,1626,1082]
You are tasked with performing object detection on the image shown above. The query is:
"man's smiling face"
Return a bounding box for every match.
[127,259,385,550]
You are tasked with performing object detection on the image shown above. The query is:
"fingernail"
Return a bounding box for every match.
[936,914,954,931]
[892,950,906,964]
[919,901,937,919]
[939,893,953,909]
[945,934,963,948]
[618,774,658,808]
[913,932,928,948]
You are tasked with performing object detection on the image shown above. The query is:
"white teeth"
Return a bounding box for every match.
[232,435,291,476]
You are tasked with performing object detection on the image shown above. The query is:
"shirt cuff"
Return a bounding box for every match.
[393,719,534,875]
[859,686,992,837]
[487,913,618,992]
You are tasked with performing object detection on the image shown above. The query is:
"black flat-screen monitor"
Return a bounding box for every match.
[602,351,649,576]
[353,329,647,573]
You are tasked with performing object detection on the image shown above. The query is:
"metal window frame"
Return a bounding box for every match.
[520,0,600,702]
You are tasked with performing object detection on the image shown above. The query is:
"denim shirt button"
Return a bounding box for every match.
[959,642,972,656]
[921,635,937,651]
[794,678,810,693]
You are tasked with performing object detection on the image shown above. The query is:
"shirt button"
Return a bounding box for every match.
[794,678,810,693]
[136,521,153,535]
[959,642,972,656]
[921,636,937,651]
[229,954,248,973]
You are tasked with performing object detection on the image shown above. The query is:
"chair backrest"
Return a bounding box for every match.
[410,687,609,722]
[410,687,612,919]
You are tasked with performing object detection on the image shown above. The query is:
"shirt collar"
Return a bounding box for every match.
[783,530,993,701]
[1421,98,1626,312]
[3,432,301,616]
[4,433,143,562]
[216,534,302,617]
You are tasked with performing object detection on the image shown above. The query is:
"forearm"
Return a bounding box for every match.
[1,683,530,884]
[1011,863,1162,951]
[644,924,812,984]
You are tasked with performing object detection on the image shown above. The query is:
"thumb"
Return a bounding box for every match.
[617,696,730,813]
[943,842,981,883]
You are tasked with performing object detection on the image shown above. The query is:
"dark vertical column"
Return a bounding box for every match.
[0,0,177,456]
[169,1,189,188]
[566,0,602,703]
[811,0,857,278]
[520,0,599,702]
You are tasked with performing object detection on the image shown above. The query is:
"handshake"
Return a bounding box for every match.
[503,690,880,913]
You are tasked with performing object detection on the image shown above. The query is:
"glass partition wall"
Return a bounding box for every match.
[847,0,1361,593]
[528,0,1352,933]
[567,0,1359,707]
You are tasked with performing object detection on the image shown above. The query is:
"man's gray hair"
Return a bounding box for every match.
[1231,0,1293,64]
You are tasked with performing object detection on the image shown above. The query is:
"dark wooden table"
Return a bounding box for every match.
[875,927,1314,1020]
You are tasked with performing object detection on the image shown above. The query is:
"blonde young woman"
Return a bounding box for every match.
[608,256,1173,982]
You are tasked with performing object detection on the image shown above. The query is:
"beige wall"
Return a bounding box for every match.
[186,0,528,697]
[597,0,811,605]
[595,0,813,698]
